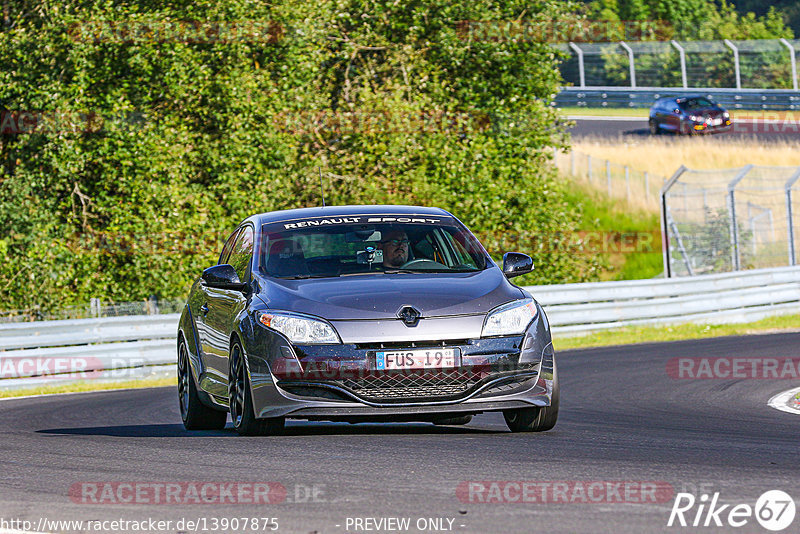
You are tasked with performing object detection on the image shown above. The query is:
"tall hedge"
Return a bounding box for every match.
[0,0,599,311]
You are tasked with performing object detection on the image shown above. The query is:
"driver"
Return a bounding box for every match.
[378,228,409,268]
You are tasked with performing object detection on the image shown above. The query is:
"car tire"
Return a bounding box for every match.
[679,121,692,136]
[229,340,284,436]
[503,360,559,432]
[648,119,659,135]
[178,337,227,431]
[432,415,473,426]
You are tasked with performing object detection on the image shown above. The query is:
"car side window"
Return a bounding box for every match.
[219,228,240,265]
[228,225,255,282]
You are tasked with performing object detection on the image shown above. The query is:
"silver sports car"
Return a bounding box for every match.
[177,205,558,435]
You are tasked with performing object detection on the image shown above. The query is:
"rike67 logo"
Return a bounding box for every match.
[668,490,796,531]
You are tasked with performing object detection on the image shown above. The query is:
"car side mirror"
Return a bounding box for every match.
[201,264,246,291]
[502,252,533,279]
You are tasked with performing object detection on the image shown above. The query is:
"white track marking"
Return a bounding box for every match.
[768,386,800,414]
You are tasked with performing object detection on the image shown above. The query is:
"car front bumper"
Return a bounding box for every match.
[244,306,556,421]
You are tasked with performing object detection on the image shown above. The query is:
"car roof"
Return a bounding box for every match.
[655,94,714,103]
[249,205,453,226]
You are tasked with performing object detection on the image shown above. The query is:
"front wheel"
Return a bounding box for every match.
[229,340,284,436]
[649,119,659,135]
[503,361,559,432]
[178,338,227,430]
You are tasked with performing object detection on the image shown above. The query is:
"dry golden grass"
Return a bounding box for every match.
[572,137,800,176]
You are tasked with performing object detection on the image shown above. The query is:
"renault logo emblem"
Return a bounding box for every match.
[397,306,421,327]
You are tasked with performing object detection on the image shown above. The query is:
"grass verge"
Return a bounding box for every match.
[554,313,800,351]
[558,106,800,121]
[561,181,662,280]
[571,137,800,174]
[0,376,176,399]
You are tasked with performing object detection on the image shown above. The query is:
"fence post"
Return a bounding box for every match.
[671,40,688,88]
[724,39,741,89]
[587,154,592,183]
[660,165,688,278]
[568,42,585,88]
[90,298,100,318]
[780,38,798,91]
[785,168,800,266]
[606,160,612,196]
[727,165,753,271]
[625,166,630,202]
[147,295,160,315]
[619,41,636,88]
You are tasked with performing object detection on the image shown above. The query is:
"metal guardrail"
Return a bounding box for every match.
[1,265,798,388]
[527,265,800,334]
[0,314,179,387]
[556,87,800,110]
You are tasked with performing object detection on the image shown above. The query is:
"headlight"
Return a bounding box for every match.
[723,111,730,118]
[690,115,699,122]
[257,312,340,344]
[482,298,538,337]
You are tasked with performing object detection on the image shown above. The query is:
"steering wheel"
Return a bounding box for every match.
[400,258,449,269]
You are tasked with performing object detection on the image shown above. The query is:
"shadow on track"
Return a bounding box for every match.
[37,422,502,437]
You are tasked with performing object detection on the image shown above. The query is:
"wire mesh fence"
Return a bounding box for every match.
[0,297,184,323]
[662,165,800,277]
[554,148,668,210]
[556,38,800,90]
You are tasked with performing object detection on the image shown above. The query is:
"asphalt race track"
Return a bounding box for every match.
[1,332,799,534]
[569,116,800,143]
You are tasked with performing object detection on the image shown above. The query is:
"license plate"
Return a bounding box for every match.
[375,348,458,370]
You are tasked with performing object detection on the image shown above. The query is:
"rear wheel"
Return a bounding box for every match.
[229,340,284,436]
[432,415,473,426]
[178,338,227,430]
[503,361,559,432]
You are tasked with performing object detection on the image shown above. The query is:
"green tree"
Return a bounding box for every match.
[0,0,600,312]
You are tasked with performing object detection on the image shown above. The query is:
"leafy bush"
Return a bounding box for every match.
[0,0,600,311]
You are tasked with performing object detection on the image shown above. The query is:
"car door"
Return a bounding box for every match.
[664,100,682,132]
[203,224,254,386]
[196,227,239,390]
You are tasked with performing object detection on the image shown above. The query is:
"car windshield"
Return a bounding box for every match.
[258,216,489,279]
[678,97,715,110]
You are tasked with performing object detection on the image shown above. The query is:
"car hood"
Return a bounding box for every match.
[255,268,524,320]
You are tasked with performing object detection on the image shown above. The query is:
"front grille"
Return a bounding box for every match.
[339,370,481,400]
[354,339,470,350]
[278,363,539,403]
